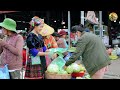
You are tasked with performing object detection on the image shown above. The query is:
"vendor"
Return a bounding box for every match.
[57,30,69,57]
[52,32,60,42]
[40,24,58,49]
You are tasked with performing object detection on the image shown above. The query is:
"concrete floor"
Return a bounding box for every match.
[103,58,120,79]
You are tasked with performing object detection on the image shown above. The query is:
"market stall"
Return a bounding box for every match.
[44,48,91,79]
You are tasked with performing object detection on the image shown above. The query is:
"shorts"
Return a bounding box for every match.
[91,66,108,79]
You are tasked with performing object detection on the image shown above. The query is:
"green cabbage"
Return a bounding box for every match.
[71,63,81,73]
[84,75,91,79]
[58,69,68,74]
[66,65,74,74]
[79,65,86,71]
[47,64,59,73]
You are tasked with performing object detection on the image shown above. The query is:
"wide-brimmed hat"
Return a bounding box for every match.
[0,18,17,33]
[58,30,67,36]
[40,24,54,36]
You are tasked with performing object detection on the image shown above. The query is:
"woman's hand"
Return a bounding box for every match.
[0,39,6,46]
[51,53,57,60]
[45,49,50,52]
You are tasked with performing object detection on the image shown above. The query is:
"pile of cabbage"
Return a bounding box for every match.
[47,63,86,75]
[76,75,91,79]
[47,63,68,74]
[66,63,86,74]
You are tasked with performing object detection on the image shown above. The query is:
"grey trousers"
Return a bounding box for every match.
[9,70,21,79]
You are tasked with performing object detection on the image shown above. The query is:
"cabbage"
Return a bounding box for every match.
[76,77,83,79]
[58,69,68,74]
[80,67,85,71]
[66,65,73,74]
[47,64,59,73]
[71,63,81,73]
[79,65,86,71]
[84,75,91,79]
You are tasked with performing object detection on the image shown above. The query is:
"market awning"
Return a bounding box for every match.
[0,11,17,14]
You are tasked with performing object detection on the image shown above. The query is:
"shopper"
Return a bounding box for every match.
[57,30,69,57]
[58,30,68,49]
[25,16,49,79]
[52,32,60,42]
[65,24,111,79]
[0,18,24,79]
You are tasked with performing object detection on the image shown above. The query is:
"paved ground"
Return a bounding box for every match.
[103,58,120,79]
[76,59,120,79]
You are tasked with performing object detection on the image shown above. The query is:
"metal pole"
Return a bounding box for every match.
[68,11,71,48]
[4,14,6,18]
[81,11,84,25]
[99,11,103,39]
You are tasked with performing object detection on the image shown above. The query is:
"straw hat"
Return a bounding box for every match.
[40,24,54,36]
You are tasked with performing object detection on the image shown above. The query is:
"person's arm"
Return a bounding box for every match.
[65,36,89,66]
[0,45,3,54]
[29,48,49,57]
[37,51,49,56]
[2,35,24,56]
[0,37,6,54]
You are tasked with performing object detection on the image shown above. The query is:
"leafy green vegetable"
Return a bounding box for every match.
[47,64,59,73]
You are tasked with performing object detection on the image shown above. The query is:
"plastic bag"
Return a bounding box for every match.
[67,47,76,52]
[116,48,120,56]
[51,56,66,69]
[31,56,41,65]
[48,48,68,58]
[0,64,10,79]
[85,11,99,24]
[64,52,73,61]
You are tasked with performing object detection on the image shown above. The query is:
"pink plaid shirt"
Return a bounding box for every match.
[0,34,24,70]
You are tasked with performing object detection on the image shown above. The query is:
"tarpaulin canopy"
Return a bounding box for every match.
[0,11,17,14]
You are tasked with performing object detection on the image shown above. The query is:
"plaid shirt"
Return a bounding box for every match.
[0,34,24,70]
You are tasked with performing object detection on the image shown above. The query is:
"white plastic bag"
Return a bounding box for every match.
[86,11,99,24]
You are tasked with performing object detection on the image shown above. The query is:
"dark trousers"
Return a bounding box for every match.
[40,56,47,79]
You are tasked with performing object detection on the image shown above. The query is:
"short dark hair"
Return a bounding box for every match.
[52,32,60,37]
[71,24,85,33]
